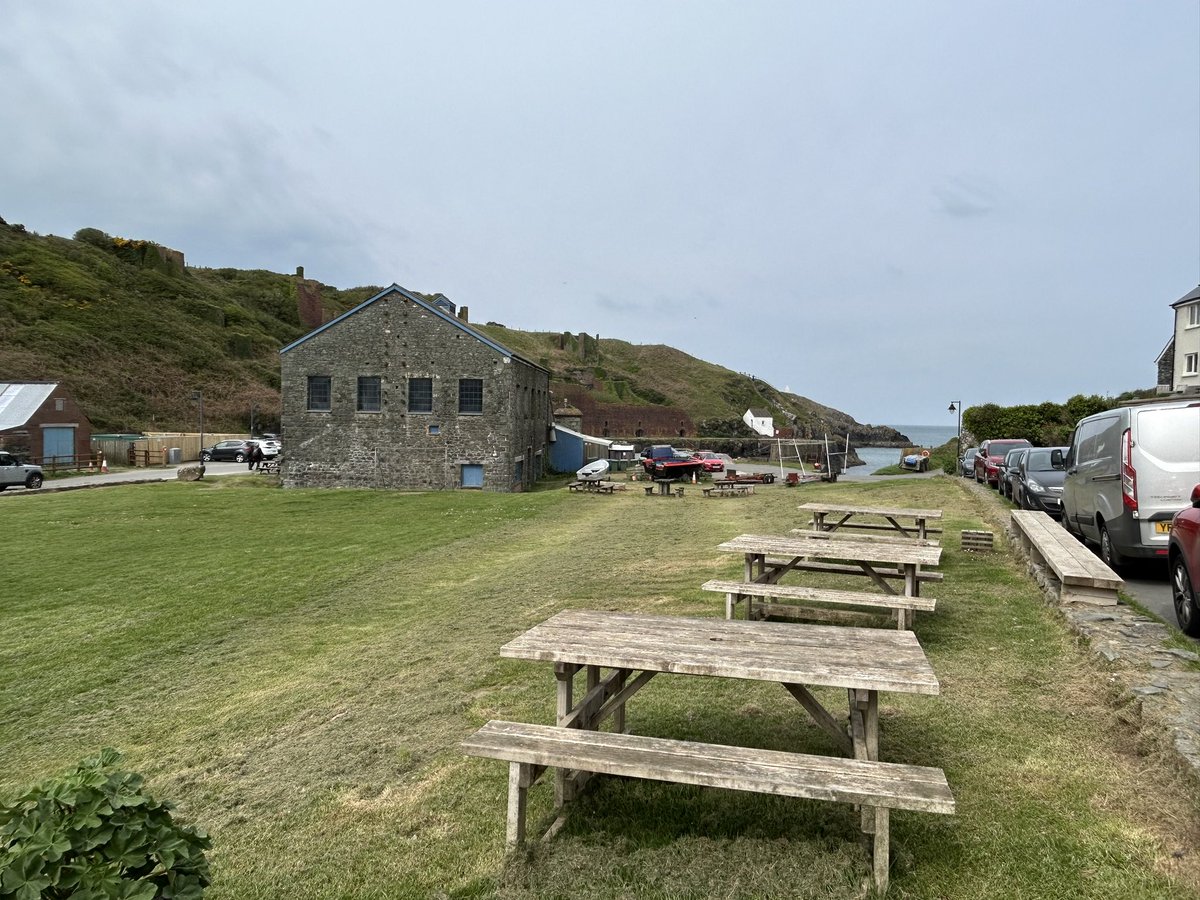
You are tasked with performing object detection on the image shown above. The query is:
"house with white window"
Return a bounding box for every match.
[1157,284,1200,394]
[279,284,551,491]
[743,408,775,437]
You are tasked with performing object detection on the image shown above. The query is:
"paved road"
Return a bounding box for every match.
[0,461,251,497]
[1119,558,1181,632]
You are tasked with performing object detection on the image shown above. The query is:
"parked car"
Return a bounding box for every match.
[1168,484,1200,636]
[997,448,1027,500]
[690,450,725,473]
[959,447,979,477]
[1062,399,1200,570]
[250,439,281,459]
[1014,447,1069,517]
[200,440,253,462]
[974,438,1033,487]
[0,450,43,490]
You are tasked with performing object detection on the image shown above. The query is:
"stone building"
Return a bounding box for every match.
[279,284,552,491]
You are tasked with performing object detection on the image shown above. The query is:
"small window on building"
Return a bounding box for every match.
[55,398,65,412]
[307,375,332,411]
[1186,353,1199,376]
[357,376,382,412]
[409,377,433,413]
[428,424,440,435]
[1190,305,1200,327]
[459,378,483,414]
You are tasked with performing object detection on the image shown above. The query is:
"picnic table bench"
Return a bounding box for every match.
[1010,510,1122,605]
[719,533,942,629]
[465,610,952,892]
[644,480,685,497]
[569,480,616,494]
[704,481,753,498]
[799,503,943,541]
[257,458,280,475]
[701,578,936,629]
[464,721,953,892]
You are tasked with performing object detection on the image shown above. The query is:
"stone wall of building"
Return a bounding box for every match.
[280,292,550,491]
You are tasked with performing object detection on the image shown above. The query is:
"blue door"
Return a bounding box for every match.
[461,464,484,488]
[43,427,75,463]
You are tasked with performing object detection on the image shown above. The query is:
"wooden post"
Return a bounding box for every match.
[873,806,891,892]
[506,762,530,849]
[555,663,575,805]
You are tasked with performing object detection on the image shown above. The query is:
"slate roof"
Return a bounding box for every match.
[279,284,549,373]
[1171,284,1200,308]
[0,382,56,431]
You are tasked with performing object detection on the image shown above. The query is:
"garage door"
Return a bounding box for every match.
[43,426,75,463]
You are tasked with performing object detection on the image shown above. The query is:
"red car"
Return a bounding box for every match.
[974,438,1032,487]
[691,451,725,473]
[1168,483,1200,636]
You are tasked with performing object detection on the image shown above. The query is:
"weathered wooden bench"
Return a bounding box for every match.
[790,528,939,548]
[804,519,944,538]
[762,558,945,587]
[1010,510,1122,605]
[463,720,954,893]
[701,578,936,629]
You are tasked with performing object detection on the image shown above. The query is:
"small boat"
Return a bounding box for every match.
[576,459,610,482]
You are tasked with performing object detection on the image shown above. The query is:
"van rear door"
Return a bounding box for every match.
[1132,404,1200,545]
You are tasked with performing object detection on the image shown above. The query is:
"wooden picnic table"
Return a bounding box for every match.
[798,502,943,540]
[717,532,942,599]
[500,609,939,766]
[474,609,950,890]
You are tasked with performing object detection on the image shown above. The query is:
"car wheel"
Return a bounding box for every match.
[1172,555,1200,637]
[235,453,246,463]
[1099,523,1125,571]
[25,473,43,489]
[200,451,212,462]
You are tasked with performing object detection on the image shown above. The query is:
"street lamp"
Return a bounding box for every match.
[948,401,962,469]
[192,390,205,463]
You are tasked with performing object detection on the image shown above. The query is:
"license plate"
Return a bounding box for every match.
[1154,521,1172,535]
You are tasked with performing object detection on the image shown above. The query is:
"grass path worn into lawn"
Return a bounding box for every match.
[1,475,1198,898]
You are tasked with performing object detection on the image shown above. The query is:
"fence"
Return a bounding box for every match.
[91,433,251,468]
[30,454,101,475]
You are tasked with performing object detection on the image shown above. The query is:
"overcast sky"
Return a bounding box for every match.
[3,2,1197,426]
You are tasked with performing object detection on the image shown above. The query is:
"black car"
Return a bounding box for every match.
[1015,447,1069,517]
[200,440,253,462]
[997,448,1027,500]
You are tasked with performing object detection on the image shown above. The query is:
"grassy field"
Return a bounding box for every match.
[2,475,1198,899]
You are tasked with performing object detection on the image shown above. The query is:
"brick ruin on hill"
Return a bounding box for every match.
[553,383,695,438]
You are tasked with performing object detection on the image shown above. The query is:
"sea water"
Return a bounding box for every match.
[854,424,960,473]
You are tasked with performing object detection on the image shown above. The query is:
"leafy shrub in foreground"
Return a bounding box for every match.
[0,748,210,900]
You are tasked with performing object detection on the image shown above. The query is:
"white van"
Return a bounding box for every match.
[1061,399,1200,568]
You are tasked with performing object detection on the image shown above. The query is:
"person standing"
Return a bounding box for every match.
[249,442,263,471]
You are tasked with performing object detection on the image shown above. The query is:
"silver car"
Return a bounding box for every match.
[959,447,979,477]
[0,451,44,490]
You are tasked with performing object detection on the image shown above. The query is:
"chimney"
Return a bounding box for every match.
[458,306,469,323]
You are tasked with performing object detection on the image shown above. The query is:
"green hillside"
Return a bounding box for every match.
[0,216,901,443]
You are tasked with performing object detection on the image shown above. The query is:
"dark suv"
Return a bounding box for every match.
[974,438,1032,487]
[200,440,253,462]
